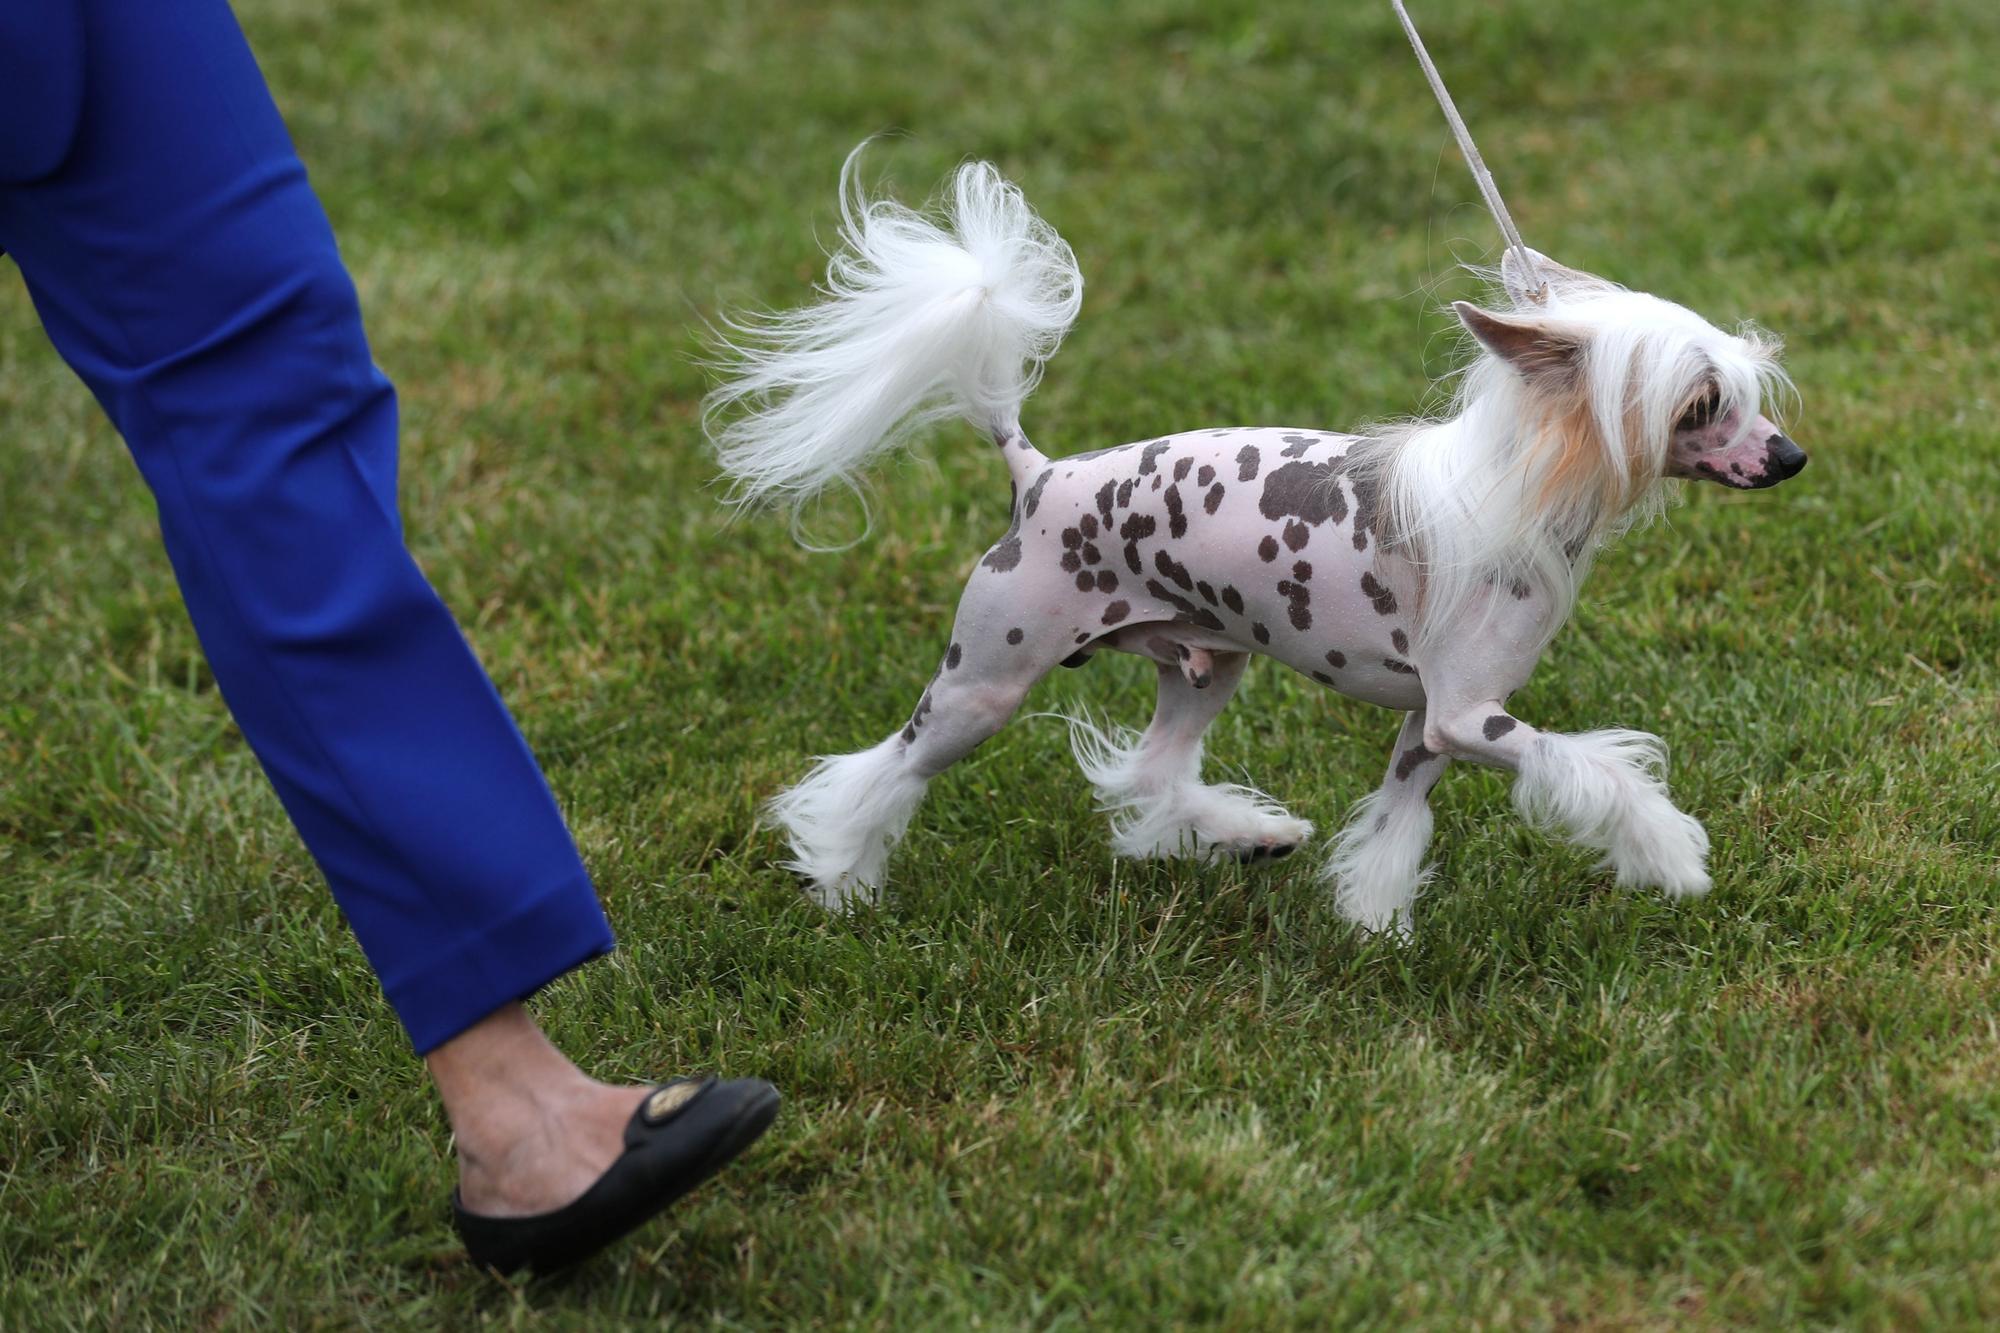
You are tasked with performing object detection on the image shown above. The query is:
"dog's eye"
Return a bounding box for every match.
[1677,388,1722,432]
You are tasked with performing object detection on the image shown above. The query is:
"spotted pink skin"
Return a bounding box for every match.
[953,428,1430,716]
[1664,410,1808,489]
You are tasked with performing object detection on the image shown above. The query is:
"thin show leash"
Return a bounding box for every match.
[1390,0,1547,304]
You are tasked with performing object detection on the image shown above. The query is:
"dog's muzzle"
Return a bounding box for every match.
[1749,432,1808,487]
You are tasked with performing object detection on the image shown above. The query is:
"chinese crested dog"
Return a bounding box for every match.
[707,153,1804,934]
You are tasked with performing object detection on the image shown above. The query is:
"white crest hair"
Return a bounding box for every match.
[1349,250,1793,651]
[705,145,1083,510]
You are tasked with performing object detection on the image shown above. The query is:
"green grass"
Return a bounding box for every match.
[4,0,1998,1326]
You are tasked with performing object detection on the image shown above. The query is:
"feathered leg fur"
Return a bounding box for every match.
[1068,656,1311,863]
[1326,710,1448,936]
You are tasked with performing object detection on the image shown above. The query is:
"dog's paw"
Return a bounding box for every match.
[799,872,882,914]
[1606,806,1711,900]
[1228,838,1301,864]
[1209,810,1315,865]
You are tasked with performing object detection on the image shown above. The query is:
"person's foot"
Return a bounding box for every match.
[426,1005,780,1272]
[452,1076,781,1273]
[451,1078,650,1217]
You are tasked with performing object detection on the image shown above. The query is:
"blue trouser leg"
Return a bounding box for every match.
[0,1,615,1053]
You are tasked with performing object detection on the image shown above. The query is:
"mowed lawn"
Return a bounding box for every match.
[4,0,1998,1326]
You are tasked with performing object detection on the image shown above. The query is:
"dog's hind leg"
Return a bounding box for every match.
[1069,652,1314,863]
[1326,709,1449,937]
[768,584,1062,910]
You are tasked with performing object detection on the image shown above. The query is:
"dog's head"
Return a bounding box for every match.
[1452,249,1804,522]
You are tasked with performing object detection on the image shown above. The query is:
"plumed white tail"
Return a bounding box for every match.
[706,147,1083,510]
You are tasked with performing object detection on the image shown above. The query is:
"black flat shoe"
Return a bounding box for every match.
[452,1075,780,1275]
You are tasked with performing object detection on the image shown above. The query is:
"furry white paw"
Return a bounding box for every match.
[1513,728,1711,901]
[1192,800,1320,860]
[1067,712,1310,863]
[1326,788,1433,937]
[765,739,928,912]
[1606,805,1712,899]
[800,872,884,914]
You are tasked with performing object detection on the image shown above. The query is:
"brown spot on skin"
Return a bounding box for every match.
[1096,570,1119,593]
[946,643,962,670]
[1165,485,1187,538]
[1081,542,1101,565]
[1510,578,1533,600]
[1222,586,1244,614]
[1196,580,1217,605]
[1124,542,1143,575]
[1283,520,1310,551]
[1153,549,1194,591]
[1102,600,1131,625]
[1324,650,1345,669]
[903,687,935,743]
[1138,440,1173,475]
[1075,632,1090,643]
[1095,481,1116,527]
[982,536,1022,572]
[1312,671,1335,684]
[1117,478,1135,508]
[1394,743,1435,781]
[1022,469,1053,518]
[1258,459,1348,526]
[1237,445,1261,482]
[1060,550,1082,573]
[1197,464,1215,486]
[1253,622,1271,644]
[1384,658,1417,675]
[1151,474,1162,490]
[1349,472,1380,551]
[1277,579,1312,630]
[1257,535,1279,562]
[1006,628,1024,645]
[1391,628,1409,654]
[1279,433,1319,458]
[1204,483,1225,514]
[1173,456,1193,482]
[1079,513,1098,538]
[1120,513,1156,542]
[1075,572,1094,591]
[1292,561,1311,581]
[1144,579,1226,631]
[1062,528,1082,549]
[1360,572,1397,615]
[1483,714,1518,741]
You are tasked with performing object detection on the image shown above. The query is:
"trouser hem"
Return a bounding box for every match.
[383,876,615,1055]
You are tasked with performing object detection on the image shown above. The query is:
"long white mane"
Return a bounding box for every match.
[1349,254,1792,652]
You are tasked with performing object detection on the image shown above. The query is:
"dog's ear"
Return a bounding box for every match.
[1501,247,1611,306]
[1454,302,1586,380]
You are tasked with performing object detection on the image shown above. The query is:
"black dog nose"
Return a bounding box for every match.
[1767,432,1808,479]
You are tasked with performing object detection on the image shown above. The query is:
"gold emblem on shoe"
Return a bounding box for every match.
[644,1082,702,1124]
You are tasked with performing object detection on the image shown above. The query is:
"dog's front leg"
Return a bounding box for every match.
[1422,692,1711,901]
[1326,708,1450,937]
